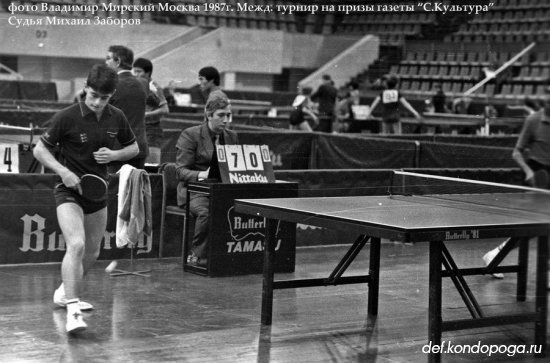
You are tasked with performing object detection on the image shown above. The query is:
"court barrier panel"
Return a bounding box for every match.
[0,167,524,263]
[2,113,519,171]
[417,142,516,168]
[0,80,58,101]
[161,125,516,170]
[311,133,419,169]
[0,173,163,265]
[0,109,54,128]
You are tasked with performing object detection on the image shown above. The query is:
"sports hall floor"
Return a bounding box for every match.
[0,238,548,362]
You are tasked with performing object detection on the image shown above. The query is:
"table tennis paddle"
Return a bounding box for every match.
[529,169,549,189]
[79,174,108,201]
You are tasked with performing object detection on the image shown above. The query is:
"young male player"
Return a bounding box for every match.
[198,66,225,103]
[33,64,139,333]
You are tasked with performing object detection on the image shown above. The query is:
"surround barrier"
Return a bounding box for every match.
[0,166,523,264]
[0,114,523,264]
[160,126,517,169]
[0,120,518,172]
[0,173,163,265]
[0,81,58,101]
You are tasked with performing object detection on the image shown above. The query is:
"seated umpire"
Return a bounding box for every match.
[175,93,238,266]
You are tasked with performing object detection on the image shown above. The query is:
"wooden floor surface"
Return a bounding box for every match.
[0,238,548,362]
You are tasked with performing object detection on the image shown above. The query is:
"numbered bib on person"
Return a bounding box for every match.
[381,89,399,104]
[216,145,275,184]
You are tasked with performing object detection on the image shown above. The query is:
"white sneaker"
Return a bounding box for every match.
[66,310,87,334]
[54,286,94,311]
[483,249,504,279]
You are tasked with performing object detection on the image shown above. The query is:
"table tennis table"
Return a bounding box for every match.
[234,191,550,362]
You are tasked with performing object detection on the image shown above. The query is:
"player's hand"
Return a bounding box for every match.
[524,169,535,186]
[60,169,81,193]
[198,169,209,181]
[93,147,115,164]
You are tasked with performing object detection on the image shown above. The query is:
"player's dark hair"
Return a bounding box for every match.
[86,64,118,94]
[199,66,220,86]
[108,45,134,70]
[133,58,153,76]
[386,74,399,89]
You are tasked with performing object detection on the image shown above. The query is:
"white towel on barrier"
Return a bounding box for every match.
[116,164,134,247]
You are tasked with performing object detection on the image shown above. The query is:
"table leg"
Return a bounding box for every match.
[261,218,278,325]
[534,235,548,356]
[517,237,529,301]
[368,237,381,316]
[428,241,442,363]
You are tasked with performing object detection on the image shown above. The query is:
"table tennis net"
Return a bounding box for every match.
[389,170,550,197]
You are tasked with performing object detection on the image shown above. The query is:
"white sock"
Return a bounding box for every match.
[66,299,81,315]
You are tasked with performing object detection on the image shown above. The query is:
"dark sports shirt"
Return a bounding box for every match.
[380,89,402,122]
[41,102,136,179]
[516,109,550,167]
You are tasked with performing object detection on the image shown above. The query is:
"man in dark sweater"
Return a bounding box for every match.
[105,45,149,170]
[311,74,337,132]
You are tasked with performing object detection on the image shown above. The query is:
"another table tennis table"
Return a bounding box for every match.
[234,192,550,362]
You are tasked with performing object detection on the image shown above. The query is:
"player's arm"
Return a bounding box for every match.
[175,130,204,182]
[513,114,536,182]
[512,147,534,182]
[93,141,139,164]
[365,96,380,119]
[145,103,169,119]
[302,106,319,126]
[33,140,79,189]
[145,84,170,118]
[400,97,422,119]
[93,110,139,163]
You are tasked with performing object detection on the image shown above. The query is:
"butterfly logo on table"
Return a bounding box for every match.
[226,206,280,242]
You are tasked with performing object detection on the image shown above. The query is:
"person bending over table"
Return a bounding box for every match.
[175,94,238,267]
[483,86,550,279]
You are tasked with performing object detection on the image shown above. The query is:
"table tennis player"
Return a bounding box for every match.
[483,86,550,278]
[33,64,139,333]
[175,93,238,267]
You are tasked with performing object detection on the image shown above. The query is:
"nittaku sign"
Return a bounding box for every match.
[216,144,275,184]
